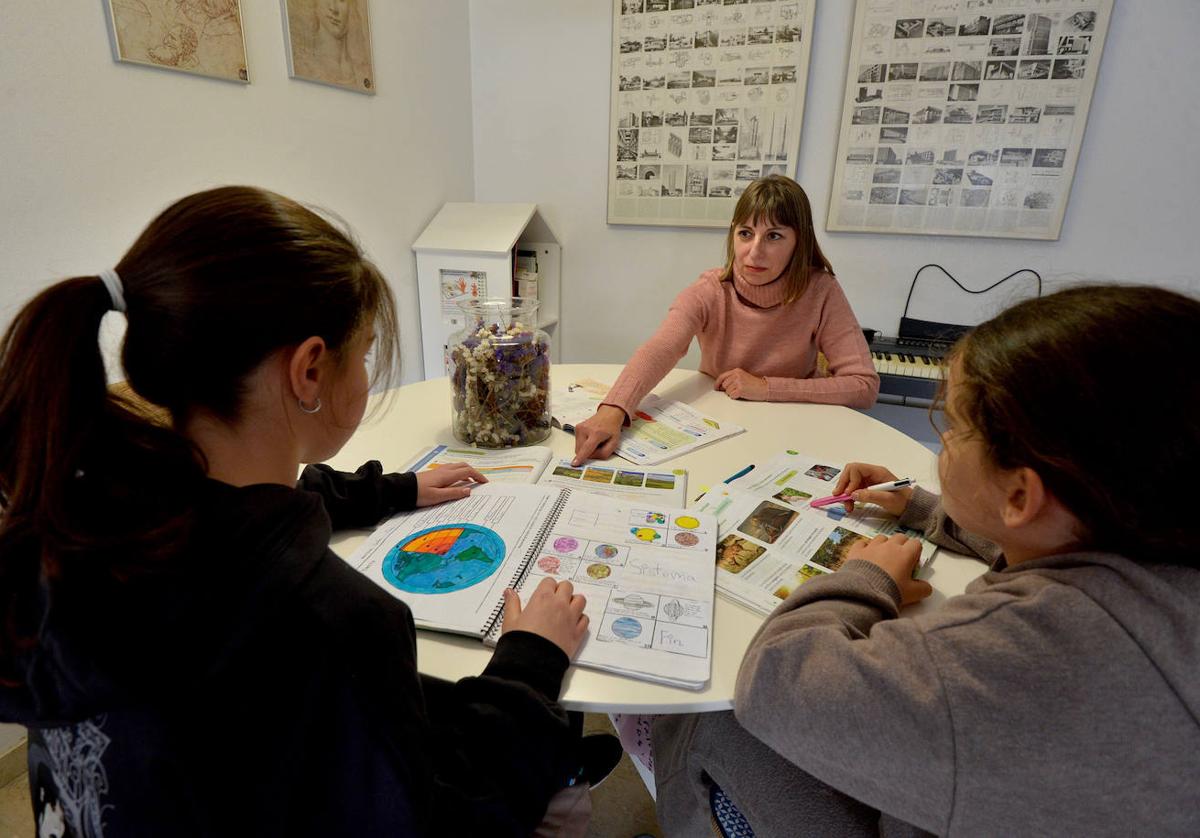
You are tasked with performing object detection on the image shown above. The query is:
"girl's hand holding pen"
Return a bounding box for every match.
[834,463,913,516]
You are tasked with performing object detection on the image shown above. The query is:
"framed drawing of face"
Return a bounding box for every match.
[281,0,376,94]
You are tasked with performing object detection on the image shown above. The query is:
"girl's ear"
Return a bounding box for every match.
[1001,466,1047,530]
[287,336,328,404]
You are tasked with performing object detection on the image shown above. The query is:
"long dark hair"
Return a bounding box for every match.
[719,175,834,304]
[948,284,1200,563]
[0,186,398,664]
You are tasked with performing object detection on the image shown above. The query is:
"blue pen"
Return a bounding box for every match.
[723,464,755,484]
[693,464,755,504]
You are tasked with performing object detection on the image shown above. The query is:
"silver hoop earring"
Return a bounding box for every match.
[298,397,322,415]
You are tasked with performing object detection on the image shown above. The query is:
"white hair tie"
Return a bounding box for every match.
[98,268,127,313]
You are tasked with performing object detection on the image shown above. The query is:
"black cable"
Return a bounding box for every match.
[901,264,1043,320]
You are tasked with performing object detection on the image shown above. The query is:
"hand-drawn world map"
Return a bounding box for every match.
[383,524,507,596]
[107,0,249,82]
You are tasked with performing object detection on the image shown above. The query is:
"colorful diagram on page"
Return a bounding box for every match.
[382,524,505,595]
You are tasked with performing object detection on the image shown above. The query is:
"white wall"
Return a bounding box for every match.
[1,1,477,384]
[469,0,1200,366]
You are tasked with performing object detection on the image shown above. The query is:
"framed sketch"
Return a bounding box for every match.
[103,0,249,83]
[281,0,376,94]
[607,0,816,228]
[827,0,1113,240]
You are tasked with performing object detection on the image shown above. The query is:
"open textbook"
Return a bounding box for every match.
[694,451,937,617]
[552,377,744,467]
[347,483,718,689]
[405,444,689,508]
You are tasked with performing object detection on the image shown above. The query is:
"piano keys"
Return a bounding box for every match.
[868,336,950,402]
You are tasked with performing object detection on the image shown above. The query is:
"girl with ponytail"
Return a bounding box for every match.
[0,186,592,836]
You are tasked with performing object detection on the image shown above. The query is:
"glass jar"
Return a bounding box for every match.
[448,297,551,447]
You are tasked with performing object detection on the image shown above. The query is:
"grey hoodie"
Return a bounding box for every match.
[730,488,1200,836]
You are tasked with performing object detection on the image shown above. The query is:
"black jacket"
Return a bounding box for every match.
[1,462,576,836]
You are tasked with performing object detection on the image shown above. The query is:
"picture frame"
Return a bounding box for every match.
[826,0,1113,240]
[281,0,376,94]
[607,0,816,228]
[103,0,249,83]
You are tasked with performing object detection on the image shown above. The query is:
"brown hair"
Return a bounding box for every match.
[946,284,1200,563]
[719,175,833,304]
[0,186,398,664]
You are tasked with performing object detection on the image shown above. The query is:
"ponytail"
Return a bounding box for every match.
[0,278,113,531]
[0,277,203,664]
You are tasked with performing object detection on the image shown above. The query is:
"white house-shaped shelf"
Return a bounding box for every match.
[413,202,562,380]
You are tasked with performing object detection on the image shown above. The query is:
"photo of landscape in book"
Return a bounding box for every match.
[809,527,867,572]
[716,533,766,574]
[737,500,798,544]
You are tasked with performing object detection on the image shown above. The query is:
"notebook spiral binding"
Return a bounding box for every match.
[482,487,573,640]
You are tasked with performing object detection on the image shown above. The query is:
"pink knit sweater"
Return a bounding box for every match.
[603,268,879,415]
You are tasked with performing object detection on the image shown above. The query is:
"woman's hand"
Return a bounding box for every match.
[848,533,932,606]
[572,404,627,466]
[501,578,589,658]
[414,462,487,507]
[715,368,769,401]
[833,462,912,516]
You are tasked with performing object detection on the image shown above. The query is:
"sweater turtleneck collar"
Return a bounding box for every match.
[731,269,791,309]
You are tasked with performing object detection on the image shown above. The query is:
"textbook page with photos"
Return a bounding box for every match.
[404,444,689,506]
[347,482,718,688]
[486,489,718,689]
[537,459,688,508]
[695,451,935,616]
[551,377,744,467]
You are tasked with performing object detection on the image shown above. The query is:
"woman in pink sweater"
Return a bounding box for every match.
[572,175,878,465]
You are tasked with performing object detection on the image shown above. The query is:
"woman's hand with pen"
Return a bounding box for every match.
[834,463,913,516]
[572,404,627,466]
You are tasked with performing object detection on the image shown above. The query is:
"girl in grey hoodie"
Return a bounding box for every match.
[654,284,1200,837]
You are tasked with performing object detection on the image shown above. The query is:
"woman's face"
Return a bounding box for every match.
[317,0,350,39]
[731,216,797,286]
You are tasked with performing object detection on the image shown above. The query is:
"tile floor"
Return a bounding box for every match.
[0,773,32,838]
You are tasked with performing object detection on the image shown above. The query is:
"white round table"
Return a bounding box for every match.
[326,364,983,712]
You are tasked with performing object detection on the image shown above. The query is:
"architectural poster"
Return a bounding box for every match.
[105,0,249,82]
[827,0,1112,240]
[607,0,816,228]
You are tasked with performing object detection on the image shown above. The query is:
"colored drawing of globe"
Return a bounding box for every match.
[383,524,505,595]
[612,617,643,639]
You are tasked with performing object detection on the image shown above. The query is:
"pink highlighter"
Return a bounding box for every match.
[810,477,915,508]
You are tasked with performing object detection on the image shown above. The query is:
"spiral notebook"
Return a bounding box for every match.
[347,483,718,689]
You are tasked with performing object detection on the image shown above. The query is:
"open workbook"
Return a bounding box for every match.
[404,443,689,507]
[551,377,744,467]
[348,483,718,689]
[695,451,937,617]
